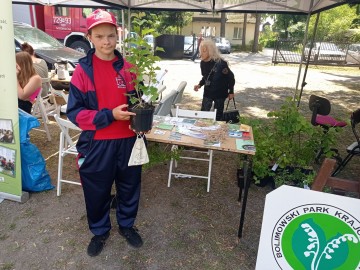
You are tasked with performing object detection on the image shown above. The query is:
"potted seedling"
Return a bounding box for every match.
[241,97,338,189]
[125,12,164,132]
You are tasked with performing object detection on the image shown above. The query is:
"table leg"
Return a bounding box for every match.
[238,158,252,239]
[237,167,245,202]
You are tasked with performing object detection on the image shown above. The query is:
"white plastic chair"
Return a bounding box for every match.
[168,106,217,192]
[31,88,52,141]
[156,84,167,102]
[49,88,69,116]
[172,81,187,108]
[54,114,82,196]
[154,90,178,116]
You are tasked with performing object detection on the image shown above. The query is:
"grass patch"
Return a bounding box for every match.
[0,263,15,270]
[0,234,8,241]
[143,142,181,170]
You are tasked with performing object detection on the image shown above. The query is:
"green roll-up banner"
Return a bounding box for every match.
[0,0,28,203]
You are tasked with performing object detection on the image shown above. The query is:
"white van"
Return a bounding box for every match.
[184,36,197,57]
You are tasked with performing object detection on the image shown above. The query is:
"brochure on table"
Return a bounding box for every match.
[152,115,255,151]
[256,185,360,269]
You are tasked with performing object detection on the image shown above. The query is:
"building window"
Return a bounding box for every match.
[55,7,70,16]
[233,27,243,39]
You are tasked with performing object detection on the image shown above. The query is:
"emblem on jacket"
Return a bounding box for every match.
[115,75,126,88]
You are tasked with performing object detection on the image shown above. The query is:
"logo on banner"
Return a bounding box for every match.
[272,204,360,270]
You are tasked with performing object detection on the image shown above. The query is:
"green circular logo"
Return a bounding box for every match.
[272,204,360,269]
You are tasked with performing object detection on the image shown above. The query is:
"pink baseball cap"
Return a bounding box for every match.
[86,9,117,31]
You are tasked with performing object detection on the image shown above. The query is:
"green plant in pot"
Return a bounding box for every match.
[243,97,338,188]
[125,12,164,132]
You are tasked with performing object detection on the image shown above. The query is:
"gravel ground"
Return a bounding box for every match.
[0,49,359,270]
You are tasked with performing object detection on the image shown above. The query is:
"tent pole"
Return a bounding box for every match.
[296,12,320,107]
[294,12,311,99]
[295,0,315,105]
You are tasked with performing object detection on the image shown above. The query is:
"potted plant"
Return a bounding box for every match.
[125,12,164,132]
[242,97,338,188]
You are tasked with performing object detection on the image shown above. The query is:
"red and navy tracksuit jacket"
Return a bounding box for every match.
[67,49,142,235]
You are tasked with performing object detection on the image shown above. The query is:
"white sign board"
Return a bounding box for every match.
[256,185,360,270]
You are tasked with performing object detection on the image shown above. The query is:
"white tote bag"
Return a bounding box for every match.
[128,134,149,166]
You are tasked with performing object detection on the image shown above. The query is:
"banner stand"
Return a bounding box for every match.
[0,191,29,203]
[0,1,25,202]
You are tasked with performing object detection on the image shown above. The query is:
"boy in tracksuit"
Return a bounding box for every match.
[66,9,144,257]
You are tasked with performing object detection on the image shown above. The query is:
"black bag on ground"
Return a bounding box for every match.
[223,98,240,123]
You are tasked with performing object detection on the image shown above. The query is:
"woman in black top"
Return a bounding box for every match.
[193,39,235,120]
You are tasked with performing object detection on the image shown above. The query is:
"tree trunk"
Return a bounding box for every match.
[252,13,261,53]
[242,13,247,50]
[220,12,226,37]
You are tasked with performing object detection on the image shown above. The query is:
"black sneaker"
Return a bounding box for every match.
[119,226,143,248]
[87,231,110,257]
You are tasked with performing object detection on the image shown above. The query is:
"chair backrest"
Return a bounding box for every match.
[41,77,51,97]
[172,81,187,106]
[51,88,69,103]
[309,95,331,125]
[32,94,49,120]
[176,106,217,121]
[312,158,360,197]
[54,114,81,148]
[157,85,166,95]
[351,108,360,143]
[154,90,178,116]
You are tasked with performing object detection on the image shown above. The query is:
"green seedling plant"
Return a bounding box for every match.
[125,12,164,108]
[241,97,339,187]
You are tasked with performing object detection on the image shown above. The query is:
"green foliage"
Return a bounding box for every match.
[308,5,358,42]
[271,14,307,39]
[287,22,306,40]
[143,142,180,170]
[157,11,193,34]
[273,168,316,188]
[242,97,338,187]
[259,27,279,48]
[125,12,164,107]
[347,29,360,43]
[248,40,263,51]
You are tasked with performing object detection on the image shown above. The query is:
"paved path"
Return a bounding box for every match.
[158,48,359,117]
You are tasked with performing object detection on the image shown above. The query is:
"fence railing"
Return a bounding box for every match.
[272,39,360,68]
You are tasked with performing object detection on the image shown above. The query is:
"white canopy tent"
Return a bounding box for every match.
[12,0,112,8]
[12,0,359,15]
[11,0,360,102]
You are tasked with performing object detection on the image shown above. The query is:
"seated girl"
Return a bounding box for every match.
[16,51,42,114]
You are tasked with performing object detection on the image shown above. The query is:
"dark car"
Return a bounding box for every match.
[14,22,85,73]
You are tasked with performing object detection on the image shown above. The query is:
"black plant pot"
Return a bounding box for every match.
[128,104,155,133]
[255,166,313,190]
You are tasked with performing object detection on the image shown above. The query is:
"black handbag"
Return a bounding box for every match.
[223,98,240,123]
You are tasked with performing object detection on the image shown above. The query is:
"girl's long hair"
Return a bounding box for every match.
[200,38,222,62]
[21,42,35,55]
[16,52,36,88]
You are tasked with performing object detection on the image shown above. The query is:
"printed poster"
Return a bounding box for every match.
[0,1,22,197]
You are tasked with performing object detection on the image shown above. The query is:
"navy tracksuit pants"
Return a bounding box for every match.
[78,136,142,236]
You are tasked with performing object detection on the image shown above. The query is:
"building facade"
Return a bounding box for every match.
[182,12,257,46]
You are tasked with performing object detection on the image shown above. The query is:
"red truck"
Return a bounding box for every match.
[12,5,123,53]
